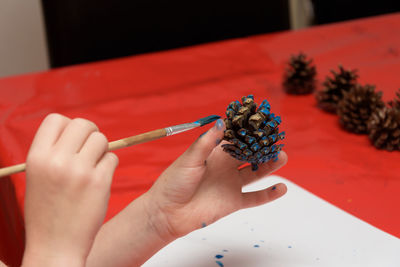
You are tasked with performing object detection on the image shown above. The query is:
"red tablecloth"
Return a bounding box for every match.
[1,13,399,261]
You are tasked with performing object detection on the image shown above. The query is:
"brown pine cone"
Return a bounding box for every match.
[368,107,400,151]
[388,89,400,110]
[337,84,384,134]
[283,52,317,95]
[316,65,358,113]
[222,95,285,171]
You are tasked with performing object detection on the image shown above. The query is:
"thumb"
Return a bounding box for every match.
[177,119,225,168]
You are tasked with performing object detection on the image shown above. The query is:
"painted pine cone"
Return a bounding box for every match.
[222,95,285,171]
[316,65,358,113]
[367,107,400,151]
[283,53,317,95]
[337,84,384,134]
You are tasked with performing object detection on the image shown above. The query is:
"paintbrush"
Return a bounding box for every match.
[0,115,220,178]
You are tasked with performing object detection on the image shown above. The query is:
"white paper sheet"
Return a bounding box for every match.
[143,175,400,267]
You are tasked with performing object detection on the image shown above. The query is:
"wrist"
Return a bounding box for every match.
[141,192,179,242]
[22,245,86,267]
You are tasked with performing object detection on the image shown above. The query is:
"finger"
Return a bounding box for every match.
[239,151,288,185]
[176,119,225,168]
[79,132,109,166]
[209,141,246,168]
[55,118,99,154]
[241,183,287,209]
[30,114,70,151]
[95,152,119,187]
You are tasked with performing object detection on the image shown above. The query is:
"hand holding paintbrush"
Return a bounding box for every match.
[0,114,220,178]
[18,112,287,267]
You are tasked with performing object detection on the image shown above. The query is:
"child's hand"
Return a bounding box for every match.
[22,114,118,267]
[144,119,287,240]
[85,118,287,267]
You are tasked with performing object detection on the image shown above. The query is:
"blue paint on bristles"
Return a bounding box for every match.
[195,115,221,126]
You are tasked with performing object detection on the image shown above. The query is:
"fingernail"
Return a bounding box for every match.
[215,119,224,130]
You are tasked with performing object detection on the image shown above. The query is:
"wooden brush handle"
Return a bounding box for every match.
[108,128,166,150]
[0,163,26,177]
[0,128,167,178]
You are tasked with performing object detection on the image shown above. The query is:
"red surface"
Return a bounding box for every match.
[1,13,400,263]
[0,178,24,267]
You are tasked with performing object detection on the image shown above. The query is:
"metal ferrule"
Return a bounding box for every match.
[165,122,200,136]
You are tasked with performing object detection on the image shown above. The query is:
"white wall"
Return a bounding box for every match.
[0,0,49,78]
[289,0,314,30]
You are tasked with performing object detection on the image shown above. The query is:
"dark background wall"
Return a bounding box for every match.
[312,0,400,25]
[41,0,400,68]
[41,0,290,68]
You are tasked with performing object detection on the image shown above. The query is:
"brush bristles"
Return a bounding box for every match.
[196,115,221,126]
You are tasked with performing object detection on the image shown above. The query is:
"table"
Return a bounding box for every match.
[1,12,399,266]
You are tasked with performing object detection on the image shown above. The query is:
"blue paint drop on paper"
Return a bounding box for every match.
[215,254,224,259]
[288,245,292,248]
[254,244,260,248]
[216,260,224,267]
